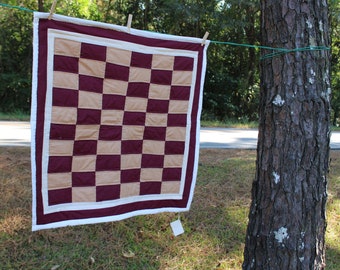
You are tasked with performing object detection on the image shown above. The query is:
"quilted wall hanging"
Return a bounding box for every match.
[31,12,209,231]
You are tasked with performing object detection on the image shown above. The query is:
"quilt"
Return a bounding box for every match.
[31,12,209,231]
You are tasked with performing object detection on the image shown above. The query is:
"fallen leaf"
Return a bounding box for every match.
[89,256,95,265]
[122,250,135,258]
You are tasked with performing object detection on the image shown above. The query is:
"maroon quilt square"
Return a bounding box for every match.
[174,56,194,71]
[77,108,101,125]
[52,88,78,107]
[131,51,152,69]
[121,169,141,183]
[140,182,161,195]
[170,86,191,100]
[48,156,73,173]
[147,99,169,113]
[102,94,126,110]
[127,82,149,98]
[79,75,104,93]
[165,141,185,155]
[167,114,187,127]
[48,188,72,205]
[49,124,76,140]
[105,63,130,81]
[142,154,164,168]
[96,185,120,201]
[54,55,79,73]
[81,43,106,61]
[121,140,143,154]
[99,125,122,140]
[96,155,120,171]
[162,168,182,181]
[123,112,146,125]
[143,126,166,141]
[151,70,172,85]
[72,172,96,187]
[73,140,97,155]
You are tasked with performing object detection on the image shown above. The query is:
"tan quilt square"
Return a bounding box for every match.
[145,113,168,126]
[103,79,128,95]
[129,67,151,83]
[79,58,106,78]
[48,172,72,190]
[96,171,121,186]
[124,97,148,112]
[54,38,81,57]
[97,141,121,155]
[51,106,77,125]
[140,168,163,182]
[106,47,132,66]
[72,187,96,202]
[72,155,97,172]
[78,91,103,109]
[166,127,187,141]
[120,183,140,198]
[164,155,184,168]
[161,181,181,194]
[49,140,74,156]
[121,154,142,170]
[75,125,100,140]
[152,54,174,70]
[53,71,79,90]
[101,110,124,125]
[142,140,165,155]
[122,125,145,140]
[169,100,189,114]
[148,84,171,100]
[172,71,193,86]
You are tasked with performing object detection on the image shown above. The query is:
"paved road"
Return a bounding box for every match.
[0,121,31,147]
[1,121,340,149]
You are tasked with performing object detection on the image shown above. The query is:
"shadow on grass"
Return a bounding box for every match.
[327,246,340,269]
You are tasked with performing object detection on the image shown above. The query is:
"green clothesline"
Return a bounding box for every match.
[0,2,34,13]
[0,2,330,60]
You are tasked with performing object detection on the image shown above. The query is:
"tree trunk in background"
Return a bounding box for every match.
[38,0,44,12]
[243,0,331,269]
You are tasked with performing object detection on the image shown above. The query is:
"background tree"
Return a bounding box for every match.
[0,0,338,127]
[243,0,330,269]
[0,0,35,112]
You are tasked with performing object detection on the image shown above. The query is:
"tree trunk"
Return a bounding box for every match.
[243,1,331,269]
[38,0,44,12]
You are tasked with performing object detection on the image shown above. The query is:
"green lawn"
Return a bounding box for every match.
[1,148,339,269]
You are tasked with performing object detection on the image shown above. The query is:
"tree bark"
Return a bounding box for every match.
[38,0,44,12]
[243,1,331,269]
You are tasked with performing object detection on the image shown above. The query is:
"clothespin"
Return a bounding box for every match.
[201,32,209,46]
[48,0,57,20]
[127,14,133,33]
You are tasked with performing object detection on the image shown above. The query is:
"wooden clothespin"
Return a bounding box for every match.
[48,0,57,20]
[201,32,209,46]
[127,14,133,33]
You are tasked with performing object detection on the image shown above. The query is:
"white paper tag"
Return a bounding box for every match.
[170,219,184,236]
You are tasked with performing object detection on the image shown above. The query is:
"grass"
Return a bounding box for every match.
[0,148,339,269]
[0,111,30,121]
[200,119,258,129]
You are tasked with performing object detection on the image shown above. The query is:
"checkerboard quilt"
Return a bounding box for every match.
[31,12,209,231]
